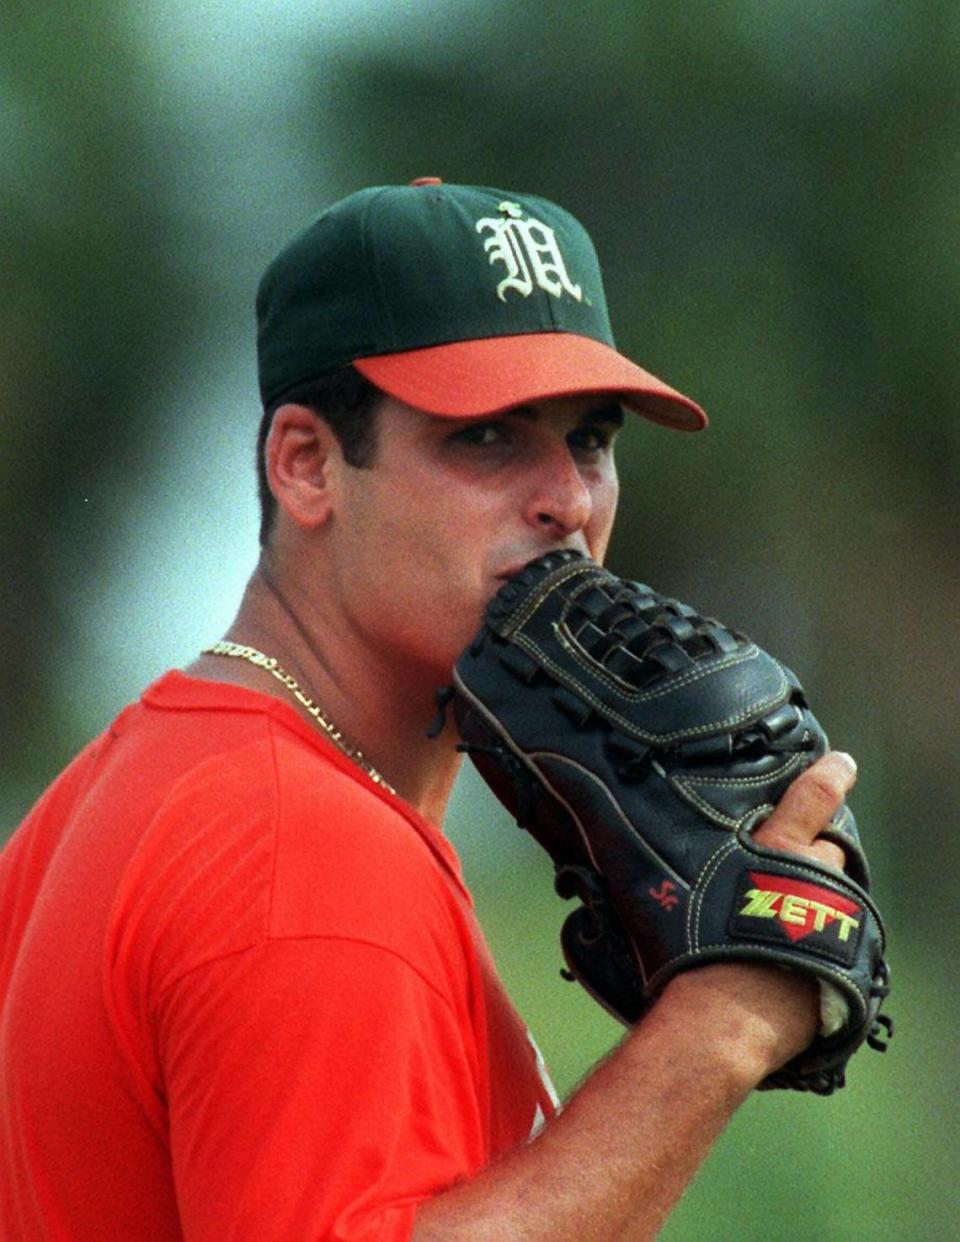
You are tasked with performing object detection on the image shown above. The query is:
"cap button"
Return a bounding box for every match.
[409,176,443,186]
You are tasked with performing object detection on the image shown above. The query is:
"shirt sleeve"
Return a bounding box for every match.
[156,935,487,1242]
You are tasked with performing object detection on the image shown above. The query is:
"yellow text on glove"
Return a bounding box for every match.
[740,874,862,944]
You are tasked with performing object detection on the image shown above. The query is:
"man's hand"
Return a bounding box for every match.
[753,750,855,871]
[663,751,858,1080]
[749,750,858,1062]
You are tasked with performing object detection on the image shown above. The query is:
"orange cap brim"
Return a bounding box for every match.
[353,333,707,431]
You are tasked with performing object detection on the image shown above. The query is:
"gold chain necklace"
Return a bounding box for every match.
[201,640,395,794]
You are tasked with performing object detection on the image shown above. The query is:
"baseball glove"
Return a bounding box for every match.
[447,550,891,1094]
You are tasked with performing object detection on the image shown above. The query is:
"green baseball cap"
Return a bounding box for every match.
[256,178,706,430]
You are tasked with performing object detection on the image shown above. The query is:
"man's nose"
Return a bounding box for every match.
[522,444,592,538]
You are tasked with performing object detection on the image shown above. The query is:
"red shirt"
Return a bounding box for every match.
[0,673,557,1240]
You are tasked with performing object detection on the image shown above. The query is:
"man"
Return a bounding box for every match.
[0,179,854,1239]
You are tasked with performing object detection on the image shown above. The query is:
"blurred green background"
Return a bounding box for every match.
[2,2,957,1237]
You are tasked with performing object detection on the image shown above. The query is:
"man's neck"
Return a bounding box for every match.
[185,560,463,826]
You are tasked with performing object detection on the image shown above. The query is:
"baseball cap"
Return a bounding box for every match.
[256,178,707,431]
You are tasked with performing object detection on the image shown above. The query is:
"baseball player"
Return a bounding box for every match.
[0,179,882,1239]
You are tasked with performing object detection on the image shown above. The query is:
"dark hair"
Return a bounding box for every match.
[256,366,382,545]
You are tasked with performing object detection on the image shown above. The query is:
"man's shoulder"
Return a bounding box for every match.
[113,669,391,821]
[263,726,473,947]
[113,674,470,956]
[141,698,453,884]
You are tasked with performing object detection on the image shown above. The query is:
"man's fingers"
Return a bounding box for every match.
[752,752,857,864]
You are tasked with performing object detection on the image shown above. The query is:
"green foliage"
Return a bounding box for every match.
[1,4,206,799]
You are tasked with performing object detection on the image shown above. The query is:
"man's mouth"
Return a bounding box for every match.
[495,549,584,583]
[496,564,533,583]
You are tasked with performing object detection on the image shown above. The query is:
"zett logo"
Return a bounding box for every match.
[739,873,861,944]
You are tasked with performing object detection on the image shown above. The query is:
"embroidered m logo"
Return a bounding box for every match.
[475,202,583,304]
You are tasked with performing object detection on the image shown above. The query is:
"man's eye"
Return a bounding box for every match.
[452,422,506,446]
[570,427,612,452]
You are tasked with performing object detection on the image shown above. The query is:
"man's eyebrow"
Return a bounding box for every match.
[508,402,626,426]
[579,403,625,428]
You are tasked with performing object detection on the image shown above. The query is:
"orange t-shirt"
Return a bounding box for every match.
[0,673,557,1240]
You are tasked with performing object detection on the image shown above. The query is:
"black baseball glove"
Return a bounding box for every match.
[448,550,891,1094]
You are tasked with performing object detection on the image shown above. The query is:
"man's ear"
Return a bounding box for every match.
[266,404,342,529]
